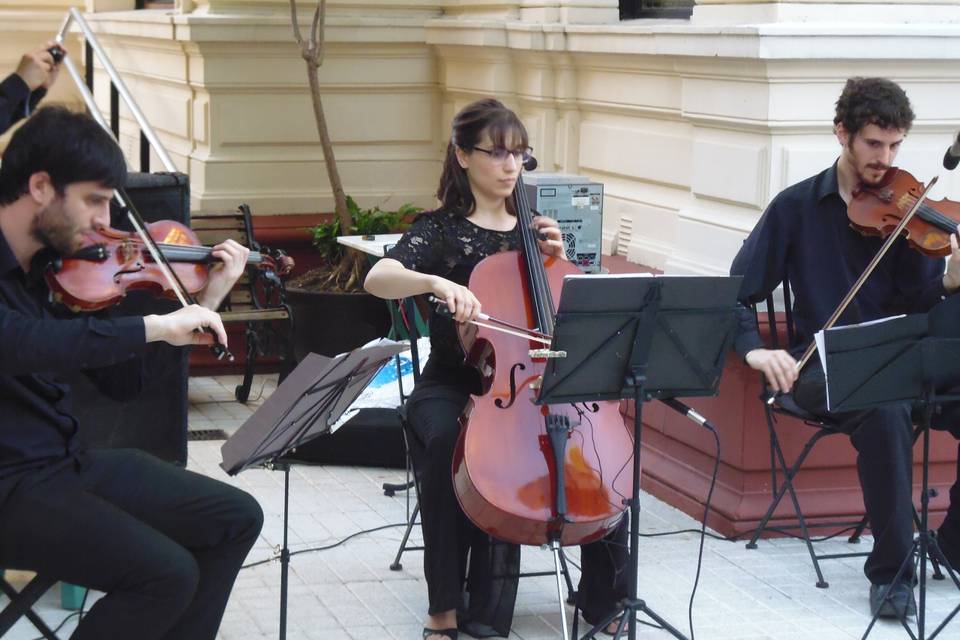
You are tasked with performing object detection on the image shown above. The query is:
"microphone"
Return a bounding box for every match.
[660,397,715,432]
[944,131,960,170]
[523,155,538,172]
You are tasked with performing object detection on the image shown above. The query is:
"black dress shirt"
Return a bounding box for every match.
[0,228,148,493]
[0,73,45,135]
[730,162,948,360]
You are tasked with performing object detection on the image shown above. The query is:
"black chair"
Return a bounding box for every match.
[386,404,425,571]
[744,277,872,588]
[380,295,424,553]
[744,277,941,588]
[0,571,60,639]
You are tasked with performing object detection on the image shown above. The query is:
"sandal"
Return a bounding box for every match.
[582,615,623,637]
[600,618,623,637]
[422,627,458,640]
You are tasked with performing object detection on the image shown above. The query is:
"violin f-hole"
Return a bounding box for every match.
[113,263,146,283]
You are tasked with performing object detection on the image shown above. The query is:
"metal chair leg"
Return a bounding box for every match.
[390,501,422,571]
[0,575,60,639]
[747,424,834,588]
[848,515,868,543]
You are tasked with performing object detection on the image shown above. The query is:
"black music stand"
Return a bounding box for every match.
[536,273,741,640]
[220,340,407,640]
[818,300,960,640]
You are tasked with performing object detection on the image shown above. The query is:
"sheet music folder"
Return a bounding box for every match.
[220,339,407,475]
[537,273,742,404]
[821,294,960,413]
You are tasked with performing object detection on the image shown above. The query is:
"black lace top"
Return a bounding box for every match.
[384,208,520,370]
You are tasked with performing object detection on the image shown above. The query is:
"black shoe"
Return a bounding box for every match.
[869,582,917,619]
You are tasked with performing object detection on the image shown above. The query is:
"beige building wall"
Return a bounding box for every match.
[78,2,444,215]
[2,0,960,275]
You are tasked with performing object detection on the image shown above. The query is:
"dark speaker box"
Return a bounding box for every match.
[282,408,406,468]
[70,172,191,465]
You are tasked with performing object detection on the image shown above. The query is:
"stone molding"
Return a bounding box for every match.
[5,1,960,273]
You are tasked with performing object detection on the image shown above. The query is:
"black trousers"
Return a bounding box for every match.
[407,377,629,626]
[793,364,960,585]
[0,448,263,640]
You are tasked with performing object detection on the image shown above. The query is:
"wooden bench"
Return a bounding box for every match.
[191,204,295,403]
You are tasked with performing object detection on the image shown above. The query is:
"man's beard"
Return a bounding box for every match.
[31,202,81,255]
[857,163,889,186]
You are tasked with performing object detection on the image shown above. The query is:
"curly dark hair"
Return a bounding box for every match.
[834,77,915,140]
[0,107,126,206]
[437,98,528,217]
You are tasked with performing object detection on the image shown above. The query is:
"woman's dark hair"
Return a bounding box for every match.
[437,98,528,217]
[834,77,915,140]
[0,106,127,206]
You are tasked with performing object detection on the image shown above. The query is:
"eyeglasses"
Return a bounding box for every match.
[470,146,533,165]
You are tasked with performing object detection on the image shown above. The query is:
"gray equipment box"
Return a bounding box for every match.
[523,173,603,273]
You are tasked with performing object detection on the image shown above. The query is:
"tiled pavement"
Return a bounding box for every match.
[4,374,960,640]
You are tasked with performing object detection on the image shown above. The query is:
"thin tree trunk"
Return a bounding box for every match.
[305,60,350,231]
[290,0,351,232]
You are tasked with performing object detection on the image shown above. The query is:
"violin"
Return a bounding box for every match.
[44,219,293,312]
[451,160,633,547]
[791,166,943,374]
[849,167,960,257]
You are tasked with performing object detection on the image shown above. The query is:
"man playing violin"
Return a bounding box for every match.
[731,76,960,619]
[0,106,263,639]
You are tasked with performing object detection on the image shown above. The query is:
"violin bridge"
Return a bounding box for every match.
[529,349,566,359]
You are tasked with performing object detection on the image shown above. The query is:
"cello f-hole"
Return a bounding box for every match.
[494,362,526,409]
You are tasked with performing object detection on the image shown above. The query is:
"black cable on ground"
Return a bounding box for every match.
[637,524,861,544]
[29,587,88,640]
[686,422,721,640]
[241,521,411,569]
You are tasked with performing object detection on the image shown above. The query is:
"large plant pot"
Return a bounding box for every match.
[287,286,393,361]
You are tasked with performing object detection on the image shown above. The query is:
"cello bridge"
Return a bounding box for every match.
[529,349,566,359]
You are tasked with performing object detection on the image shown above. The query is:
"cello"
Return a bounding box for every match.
[450,159,634,548]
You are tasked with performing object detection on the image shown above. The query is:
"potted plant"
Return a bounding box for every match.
[286,196,418,359]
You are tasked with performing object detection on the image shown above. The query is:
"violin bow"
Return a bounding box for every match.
[426,295,552,345]
[53,30,233,361]
[118,188,234,361]
[794,174,939,374]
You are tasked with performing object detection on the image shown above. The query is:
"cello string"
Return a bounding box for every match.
[514,170,554,333]
[519,194,547,329]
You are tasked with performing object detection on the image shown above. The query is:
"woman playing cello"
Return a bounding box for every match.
[364,98,628,640]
